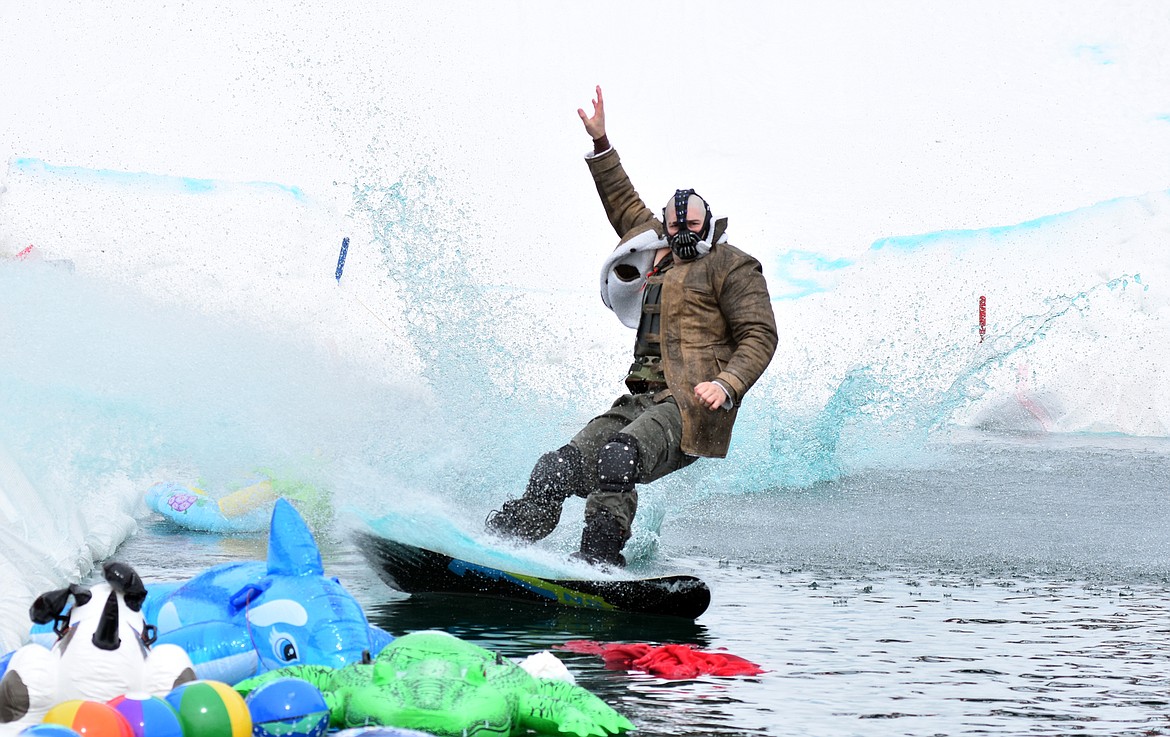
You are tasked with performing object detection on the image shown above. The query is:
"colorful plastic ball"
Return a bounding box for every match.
[165,680,251,737]
[18,725,82,736]
[245,678,330,737]
[42,700,134,737]
[107,692,184,737]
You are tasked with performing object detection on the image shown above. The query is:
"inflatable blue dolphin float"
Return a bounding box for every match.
[140,498,393,684]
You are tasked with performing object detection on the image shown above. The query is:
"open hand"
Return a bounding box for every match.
[577,85,606,140]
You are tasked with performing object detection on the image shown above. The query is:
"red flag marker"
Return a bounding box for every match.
[978,295,986,343]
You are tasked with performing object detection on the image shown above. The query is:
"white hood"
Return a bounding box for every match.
[599,219,727,328]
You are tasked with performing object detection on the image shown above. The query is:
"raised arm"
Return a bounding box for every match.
[579,86,658,238]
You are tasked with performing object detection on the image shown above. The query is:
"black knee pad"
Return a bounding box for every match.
[526,443,587,501]
[598,434,641,494]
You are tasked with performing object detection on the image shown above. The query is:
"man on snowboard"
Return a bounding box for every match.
[488,86,778,567]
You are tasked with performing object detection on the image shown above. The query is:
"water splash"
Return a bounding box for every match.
[651,268,1154,521]
[348,165,584,511]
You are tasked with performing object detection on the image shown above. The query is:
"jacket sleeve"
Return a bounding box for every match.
[585,148,660,239]
[713,255,778,400]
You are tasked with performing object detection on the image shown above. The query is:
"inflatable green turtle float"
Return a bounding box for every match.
[235,630,634,736]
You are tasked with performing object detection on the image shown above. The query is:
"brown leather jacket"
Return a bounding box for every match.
[588,148,778,457]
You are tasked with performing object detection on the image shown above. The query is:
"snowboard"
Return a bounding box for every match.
[355,531,711,619]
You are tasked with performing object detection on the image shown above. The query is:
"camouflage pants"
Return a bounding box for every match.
[569,394,698,537]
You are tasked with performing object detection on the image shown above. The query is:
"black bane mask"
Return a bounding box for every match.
[663,188,712,261]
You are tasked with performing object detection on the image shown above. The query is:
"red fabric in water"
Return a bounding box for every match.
[558,640,765,679]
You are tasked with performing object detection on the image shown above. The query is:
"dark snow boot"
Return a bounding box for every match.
[485,496,563,542]
[486,444,587,542]
[575,509,628,568]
